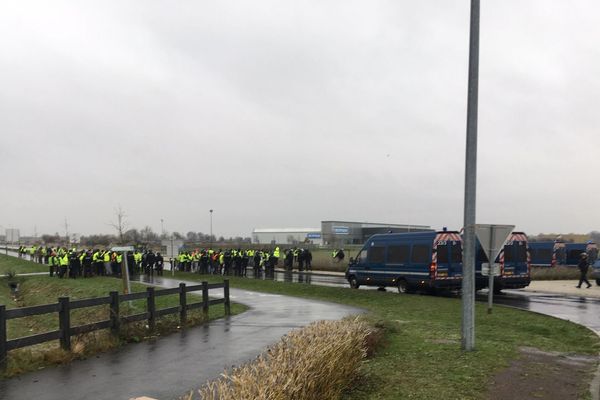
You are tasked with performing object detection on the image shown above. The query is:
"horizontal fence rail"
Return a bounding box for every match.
[0,280,230,369]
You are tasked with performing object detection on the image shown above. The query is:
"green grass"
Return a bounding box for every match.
[174,271,600,400]
[0,254,49,275]
[0,255,246,377]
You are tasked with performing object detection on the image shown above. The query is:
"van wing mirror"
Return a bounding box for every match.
[349,257,355,264]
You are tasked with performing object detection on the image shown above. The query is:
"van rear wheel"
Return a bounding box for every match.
[596,279,600,286]
[397,279,408,294]
[349,276,360,289]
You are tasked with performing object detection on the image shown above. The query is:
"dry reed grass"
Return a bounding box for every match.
[193,317,372,400]
[531,266,581,281]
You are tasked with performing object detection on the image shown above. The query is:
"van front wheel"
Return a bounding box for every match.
[397,279,409,294]
[349,276,360,289]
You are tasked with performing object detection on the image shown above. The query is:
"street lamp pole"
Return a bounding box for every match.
[462,0,480,352]
[209,209,213,248]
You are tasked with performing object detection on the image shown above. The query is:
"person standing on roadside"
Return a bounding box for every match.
[576,252,592,289]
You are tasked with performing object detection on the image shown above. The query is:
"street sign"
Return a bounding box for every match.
[481,263,501,276]
[475,224,514,266]
[475,224,515,314]
[111,246,135,252]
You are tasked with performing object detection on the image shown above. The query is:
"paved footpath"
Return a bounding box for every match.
[0,276,362,400]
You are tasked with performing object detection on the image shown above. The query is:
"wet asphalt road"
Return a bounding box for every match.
[0,275,362,400]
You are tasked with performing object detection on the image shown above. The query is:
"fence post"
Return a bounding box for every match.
[109,291,120,336]
[58,297,71,351]
[0,306,7,369]
[147,287,156,331]
[202,281,209,319]
[179,283,187,326]
[224,279,231,316]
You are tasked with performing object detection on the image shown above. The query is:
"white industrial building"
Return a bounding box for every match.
[252,228,322,245]
[5,229,20,244]
[252,221,432,246]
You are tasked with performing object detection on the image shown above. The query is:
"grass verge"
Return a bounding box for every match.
[175,271,600,400]
[0,254,49,275]
[0,263,246,377]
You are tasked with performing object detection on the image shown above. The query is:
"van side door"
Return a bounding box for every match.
[367,245,387,285]
[409,242,431,285]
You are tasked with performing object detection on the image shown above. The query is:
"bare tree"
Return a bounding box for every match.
[110,206,128,244]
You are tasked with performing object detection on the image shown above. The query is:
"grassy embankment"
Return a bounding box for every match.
[0,253,48,275]
[175,271,600,400]
[0,255,246,377]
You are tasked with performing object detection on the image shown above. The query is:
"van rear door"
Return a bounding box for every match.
[502,235,528,276]
[435,240,462,278]
[433,232,462,279]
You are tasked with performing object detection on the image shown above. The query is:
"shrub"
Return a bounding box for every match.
[195,317,372,400]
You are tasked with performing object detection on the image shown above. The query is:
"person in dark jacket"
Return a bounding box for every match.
[155,252,164,276]
[576,252,592,288]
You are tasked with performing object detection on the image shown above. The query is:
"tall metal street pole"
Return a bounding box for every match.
[462,0,480,352]
[209,209,213,248]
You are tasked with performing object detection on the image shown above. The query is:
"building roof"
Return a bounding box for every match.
[321,221,430,228]
[252,228,320,234]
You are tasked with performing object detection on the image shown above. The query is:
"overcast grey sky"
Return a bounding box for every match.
[1,1,599,238]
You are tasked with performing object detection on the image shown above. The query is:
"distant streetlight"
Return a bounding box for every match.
[161,218,165,236]
[209,209,213,248]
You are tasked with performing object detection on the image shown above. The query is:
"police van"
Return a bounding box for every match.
[345,229,463,293]
[528,242,554,267]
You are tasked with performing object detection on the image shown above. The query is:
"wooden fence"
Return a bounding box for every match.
[0,280,230,368]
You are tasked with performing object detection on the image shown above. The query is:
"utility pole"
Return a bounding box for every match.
[462,0,480,352]
[64,218,70,248]
[161,218,165,237]
[209,209,213,248]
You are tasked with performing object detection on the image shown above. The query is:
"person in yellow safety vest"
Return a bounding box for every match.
[48,252,56,277]
[103,250,112,276]
[91,250,100,276]
[177,252,186,272]
[192,251,199,272]
[134,251,143,273]
[271,247,280,270]
[116,252,123,276]
[58,252,69,278]
[218,253,225,275]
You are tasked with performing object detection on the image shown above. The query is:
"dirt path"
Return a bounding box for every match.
[487,347,599,400]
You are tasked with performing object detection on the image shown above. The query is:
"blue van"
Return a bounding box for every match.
[345,230,463,293]
[528,242,554,267]
[565,242,598,266]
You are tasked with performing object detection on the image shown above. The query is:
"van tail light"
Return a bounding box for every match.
[429,262,437,279]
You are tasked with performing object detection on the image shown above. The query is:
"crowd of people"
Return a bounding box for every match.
[17,245,316,278]
[17,246,164,278]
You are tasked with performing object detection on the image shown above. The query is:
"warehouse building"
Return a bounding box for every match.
[252,221,432,246]
[252,228,322,245]
[321,221,432,246]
